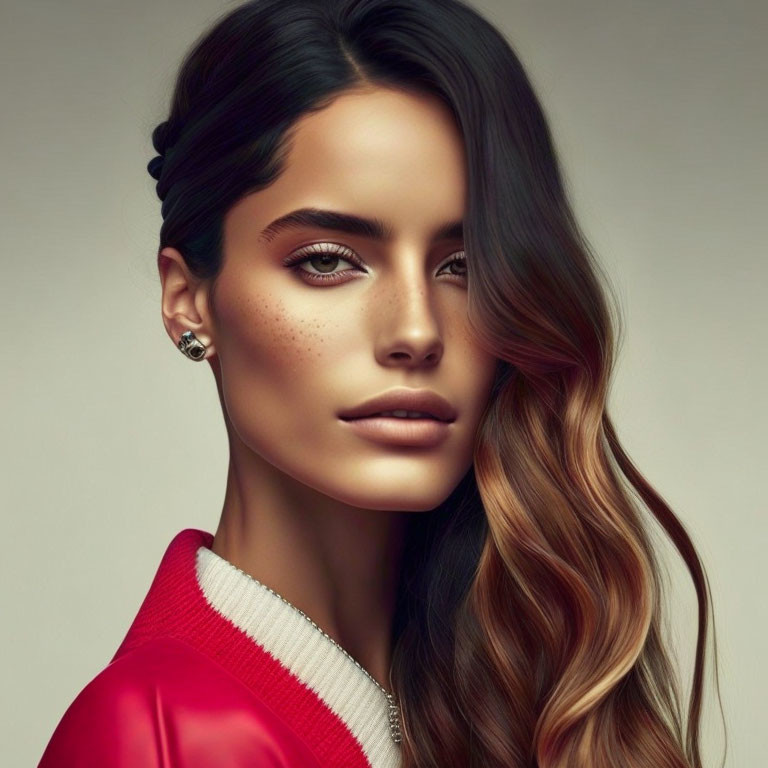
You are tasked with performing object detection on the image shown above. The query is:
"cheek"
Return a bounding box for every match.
[211,288,327,455]
[215,288,322,378]
[211,281,360,443]
[451,312,498,401]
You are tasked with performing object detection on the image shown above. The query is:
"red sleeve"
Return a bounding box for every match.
[37,638,321,768]
[37,660,167,767]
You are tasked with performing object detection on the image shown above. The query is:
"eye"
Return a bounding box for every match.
[283,242,367,285]
[437,251,467,280]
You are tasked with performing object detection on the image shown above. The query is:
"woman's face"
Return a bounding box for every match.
[203,86,498,511]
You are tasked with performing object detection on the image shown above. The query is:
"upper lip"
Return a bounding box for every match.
[338,388,457,423]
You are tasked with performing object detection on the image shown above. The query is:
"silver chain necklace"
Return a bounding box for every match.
[220,557,403,745]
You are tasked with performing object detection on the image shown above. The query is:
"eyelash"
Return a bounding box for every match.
[283,242,468,285]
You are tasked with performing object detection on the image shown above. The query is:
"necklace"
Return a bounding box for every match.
[217,556,403,745]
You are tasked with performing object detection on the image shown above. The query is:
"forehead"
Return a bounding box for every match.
[236,87,467,239]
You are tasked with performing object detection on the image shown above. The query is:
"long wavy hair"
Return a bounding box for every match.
[147,1,724,765]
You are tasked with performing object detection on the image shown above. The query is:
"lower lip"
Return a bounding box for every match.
[339,416,452,447]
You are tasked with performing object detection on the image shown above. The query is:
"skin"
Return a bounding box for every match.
[158,86,498,689]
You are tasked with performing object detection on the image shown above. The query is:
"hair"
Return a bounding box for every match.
[147,1,724,765]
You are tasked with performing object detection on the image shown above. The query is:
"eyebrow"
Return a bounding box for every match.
[258,207,464,244]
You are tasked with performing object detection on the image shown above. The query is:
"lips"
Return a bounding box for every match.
[338,388,457,423]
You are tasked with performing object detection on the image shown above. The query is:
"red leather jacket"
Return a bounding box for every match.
[38,529,402,768]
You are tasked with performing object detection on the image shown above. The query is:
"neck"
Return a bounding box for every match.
[211,446,409,692]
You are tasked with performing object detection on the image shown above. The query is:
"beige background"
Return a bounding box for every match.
[2,1,764,765]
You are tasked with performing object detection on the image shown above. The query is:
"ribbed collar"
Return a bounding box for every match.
[113,529,402,768]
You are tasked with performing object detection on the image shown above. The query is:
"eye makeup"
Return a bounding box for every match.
[283,242,468,286]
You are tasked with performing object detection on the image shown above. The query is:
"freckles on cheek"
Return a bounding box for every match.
[219,292,338,376]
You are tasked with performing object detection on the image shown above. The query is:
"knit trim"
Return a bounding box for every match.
[112,529,399,768]
[196,544,402,768]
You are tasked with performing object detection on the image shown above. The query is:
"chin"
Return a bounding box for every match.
[318,469,466,512]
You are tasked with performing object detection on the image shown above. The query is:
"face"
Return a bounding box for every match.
[199,87,498,511]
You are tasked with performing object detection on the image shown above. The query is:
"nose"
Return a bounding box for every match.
[374,265,444,369]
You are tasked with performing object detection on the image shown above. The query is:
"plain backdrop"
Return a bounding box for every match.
[2,1,765,765]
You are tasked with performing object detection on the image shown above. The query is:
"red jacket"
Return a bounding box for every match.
[38,529,403,767]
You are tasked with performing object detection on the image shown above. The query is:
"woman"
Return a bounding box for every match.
[38,0,721,766]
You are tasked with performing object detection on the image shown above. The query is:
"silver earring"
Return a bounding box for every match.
[178,330,207,361]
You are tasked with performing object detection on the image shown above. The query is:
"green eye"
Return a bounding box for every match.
[438,252,467,277]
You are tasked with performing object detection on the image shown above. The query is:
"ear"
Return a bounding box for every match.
[158,247,217,360]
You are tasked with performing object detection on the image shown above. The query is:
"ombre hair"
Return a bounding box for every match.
[147,1,724,765]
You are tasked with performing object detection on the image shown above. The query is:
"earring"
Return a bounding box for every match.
[178,330,207,361]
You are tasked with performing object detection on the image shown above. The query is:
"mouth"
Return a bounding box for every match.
[337,389,457,446]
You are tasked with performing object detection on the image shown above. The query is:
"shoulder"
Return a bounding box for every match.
[38,636,323,767]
